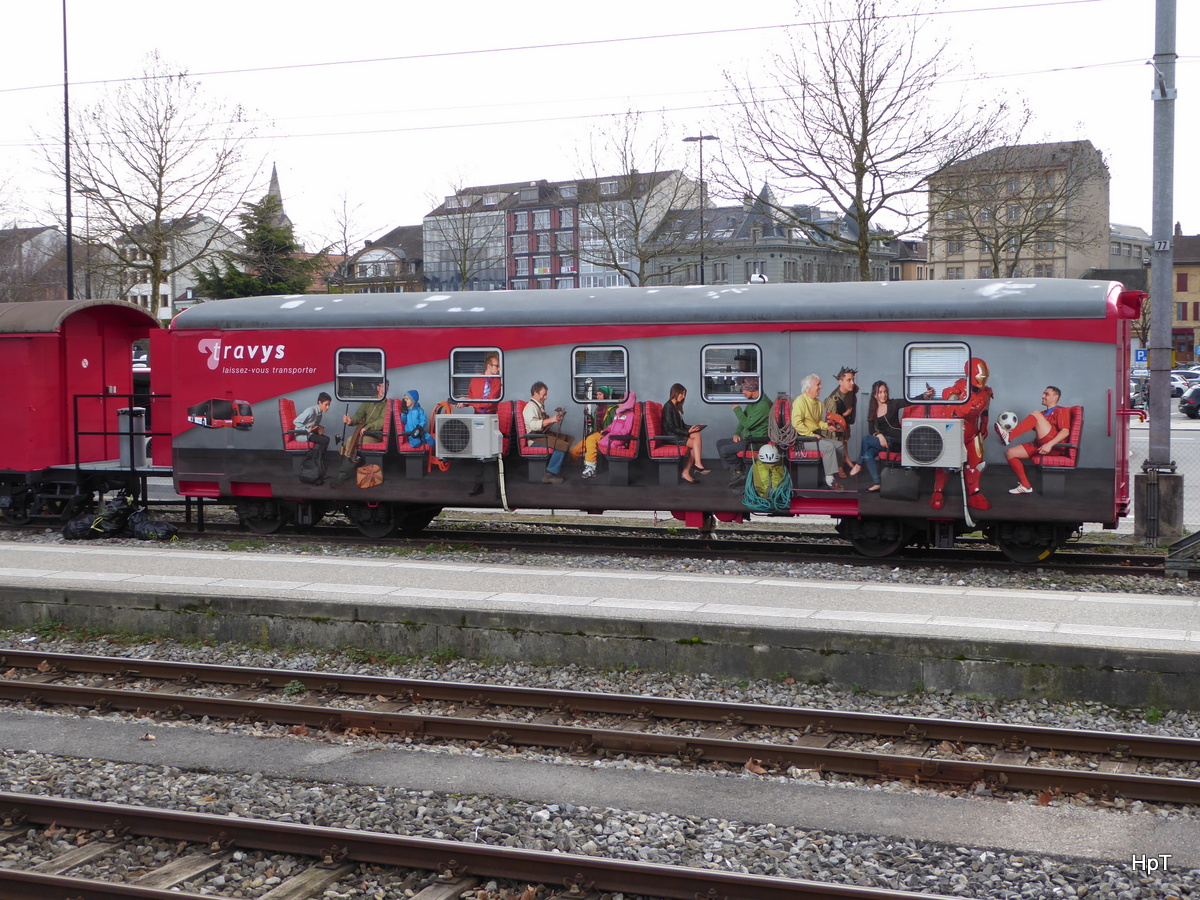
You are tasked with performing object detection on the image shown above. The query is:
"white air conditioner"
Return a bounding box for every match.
[435,414,501,459]
[901,418,966,468]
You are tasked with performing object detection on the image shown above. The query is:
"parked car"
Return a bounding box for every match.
[1172,374,1188,397]
[1171,368,1200,384]
[1181,384,1200,418]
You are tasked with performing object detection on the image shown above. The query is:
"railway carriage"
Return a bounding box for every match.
[153,279,1142,561]
[0,299,160,525]
[0,281,1142,560]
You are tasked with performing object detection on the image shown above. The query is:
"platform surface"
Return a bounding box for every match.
[1,542,1195,654]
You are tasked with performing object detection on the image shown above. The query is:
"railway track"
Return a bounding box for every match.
[2,650,1195,808]
[0,791,950,900]
[176,516,1167,578]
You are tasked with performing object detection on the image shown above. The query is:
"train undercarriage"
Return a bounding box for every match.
[837,514,1079,563]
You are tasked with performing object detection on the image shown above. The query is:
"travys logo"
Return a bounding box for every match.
[198,338,285,370]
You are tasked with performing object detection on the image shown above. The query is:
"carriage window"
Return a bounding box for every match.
[702,345,761,402]
[904,342,969,403]
[451,348,503,403]
[335,348,386,401]
[572,347,627,402]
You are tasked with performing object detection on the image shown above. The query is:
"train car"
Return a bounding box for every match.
[161,279,1144,561]
[0,299,162,524]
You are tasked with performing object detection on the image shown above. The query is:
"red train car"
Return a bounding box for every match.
[0,282,1144,560]
[0,299,160,524]
[156,280,1143,561]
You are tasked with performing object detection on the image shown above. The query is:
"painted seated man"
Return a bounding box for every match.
[331,379,388,488]
[717,377,771,488]
[996,385,1072,495]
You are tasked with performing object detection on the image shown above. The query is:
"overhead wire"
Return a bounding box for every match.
[0,0,1114,96]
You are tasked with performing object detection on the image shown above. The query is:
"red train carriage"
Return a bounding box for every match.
[0,299,161,524]
[160,280,1143,561]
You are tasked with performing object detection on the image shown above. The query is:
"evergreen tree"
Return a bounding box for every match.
[196,194,329,298]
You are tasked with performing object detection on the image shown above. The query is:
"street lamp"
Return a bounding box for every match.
[683,134,719,285]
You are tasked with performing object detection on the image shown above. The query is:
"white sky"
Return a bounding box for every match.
[1,0,1195,250]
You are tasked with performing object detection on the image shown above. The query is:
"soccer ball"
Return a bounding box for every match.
[996,410,1019,432]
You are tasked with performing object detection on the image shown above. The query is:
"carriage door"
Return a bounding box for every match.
[61,310,113,464]
[786,331,861,436]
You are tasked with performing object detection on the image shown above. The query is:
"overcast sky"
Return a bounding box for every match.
[2,0,1194,250]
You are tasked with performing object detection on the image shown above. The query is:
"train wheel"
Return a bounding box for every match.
[237,500,289,535]
[398,505,442,537]
[348,502,397,539]
[990,522,1061,564]
[842,517,908,558]
[0,506,31,527]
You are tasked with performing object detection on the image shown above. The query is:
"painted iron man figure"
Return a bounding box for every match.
[929,357,993,512]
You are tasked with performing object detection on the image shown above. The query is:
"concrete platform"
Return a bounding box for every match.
[2,543,1199,709]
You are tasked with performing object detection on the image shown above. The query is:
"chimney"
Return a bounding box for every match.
[1176,222,1183,237]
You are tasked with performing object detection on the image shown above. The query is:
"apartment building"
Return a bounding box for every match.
[888,239,930,281]
[339,225,423,294]
[1173,227,1200,363]
[650,189,891,285]
[422,170,697,291]
[928,140,1110,280]
[1110,223,1152,269]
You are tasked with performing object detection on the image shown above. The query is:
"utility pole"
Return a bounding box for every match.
[62,0,75,301]
[1138,0,1181,544]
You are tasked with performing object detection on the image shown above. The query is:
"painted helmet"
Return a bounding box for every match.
[967,358,990,389]
[825,412,847,433]
[757,443,780,465]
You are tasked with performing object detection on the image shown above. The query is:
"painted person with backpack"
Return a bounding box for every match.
[716,377,770,487]
[570,389,637,478]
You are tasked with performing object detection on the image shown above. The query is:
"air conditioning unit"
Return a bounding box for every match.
[901,418,966,468]
[435,414,501,459]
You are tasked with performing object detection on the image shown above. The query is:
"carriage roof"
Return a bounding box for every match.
[170,279,1126,332]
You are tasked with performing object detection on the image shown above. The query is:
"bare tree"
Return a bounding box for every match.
[719,0,1021,279]
[316,191,373,292]
[0,174,18,229]
[47,51,259,315]
[422,181,507,291]
[575,111,701,287]
[928,141,1110,278]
